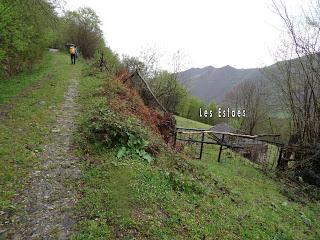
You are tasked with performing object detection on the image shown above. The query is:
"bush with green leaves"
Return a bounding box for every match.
[0,0,58,77]
[80,99,154,162]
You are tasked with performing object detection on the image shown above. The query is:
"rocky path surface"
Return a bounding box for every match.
[7,78,81,239]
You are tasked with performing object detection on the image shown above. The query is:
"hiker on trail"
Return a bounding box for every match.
[70,45,76,64]
[75,46,78,59]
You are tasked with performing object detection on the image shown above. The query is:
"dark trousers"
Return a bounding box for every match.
[71,54,76,64]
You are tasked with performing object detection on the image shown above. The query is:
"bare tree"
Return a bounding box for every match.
[138,47,161,79]
[265,0,320,178]
[270,0,320,145]
[224,80,267,135]
[148,50,187,113]
[172,50,186,81]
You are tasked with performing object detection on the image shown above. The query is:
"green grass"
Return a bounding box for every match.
[72,70,320,239]
[175,115,212,129]
[0,51,85,212]
[196,146,320,239]
[0,52,54,104]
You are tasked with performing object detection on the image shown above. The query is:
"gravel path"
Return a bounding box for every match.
[8,78,81,239]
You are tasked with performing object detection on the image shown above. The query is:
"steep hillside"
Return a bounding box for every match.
[178,65,265,103]
[71,64,320,239]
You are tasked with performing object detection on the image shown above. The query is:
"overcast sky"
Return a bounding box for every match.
[64,0,306,71]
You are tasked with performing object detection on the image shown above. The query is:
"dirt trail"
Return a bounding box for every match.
[7,78,81,239]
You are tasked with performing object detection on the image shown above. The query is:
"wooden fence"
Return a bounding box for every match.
[173,127,281,164]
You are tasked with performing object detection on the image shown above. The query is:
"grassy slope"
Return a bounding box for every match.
[175,115,212,129]
[73,71,320,239]
[0,51,84,212]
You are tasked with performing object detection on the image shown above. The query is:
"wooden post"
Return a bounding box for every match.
[217,134,224,162]
[276,146,285,170]
[199,132,205,159]
[173,130,177,149]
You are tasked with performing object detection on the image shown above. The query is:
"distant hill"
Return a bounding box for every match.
[177,65,266,103]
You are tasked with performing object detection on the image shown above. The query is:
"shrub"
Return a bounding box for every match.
[0,1,58,77]
[80,99,155,162]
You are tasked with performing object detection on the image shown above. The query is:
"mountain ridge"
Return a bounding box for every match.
[177,64,266,103]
